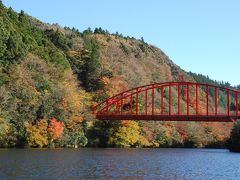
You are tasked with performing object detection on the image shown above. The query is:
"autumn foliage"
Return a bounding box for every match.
[48,118,64,141]
[108,121,151,147]
[25,119,49,148]
[101,76,128,97]
[0,2,235,149]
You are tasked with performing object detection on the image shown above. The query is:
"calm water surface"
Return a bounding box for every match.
[0,148,239,180]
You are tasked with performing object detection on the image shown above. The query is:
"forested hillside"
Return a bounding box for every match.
[0,1,235,148]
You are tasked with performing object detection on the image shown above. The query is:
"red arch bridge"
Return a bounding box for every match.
[93,82,240,122]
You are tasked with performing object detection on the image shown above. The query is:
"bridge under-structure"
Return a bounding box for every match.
[93,82,240,122]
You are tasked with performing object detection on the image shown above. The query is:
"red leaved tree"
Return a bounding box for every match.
[48,117,64,141]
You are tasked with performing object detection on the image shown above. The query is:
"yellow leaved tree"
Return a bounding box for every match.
[108,120,150,147]
[25,119,49,148]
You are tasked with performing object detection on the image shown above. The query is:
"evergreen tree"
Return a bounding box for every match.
[45,29,69,51]
[228,120,240,152]
[81,35,103,91]
[82,27,93,35]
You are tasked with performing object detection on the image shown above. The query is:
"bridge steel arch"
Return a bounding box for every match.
[93,82,240,122]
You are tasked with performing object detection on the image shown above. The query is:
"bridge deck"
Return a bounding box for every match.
[96,115,238,122]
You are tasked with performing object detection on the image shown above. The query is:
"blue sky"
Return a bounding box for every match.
[2,0,240,86]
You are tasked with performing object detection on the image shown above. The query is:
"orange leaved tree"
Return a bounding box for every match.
[48,117,64,142]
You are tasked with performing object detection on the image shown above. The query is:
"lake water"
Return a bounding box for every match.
[0,148,239,180]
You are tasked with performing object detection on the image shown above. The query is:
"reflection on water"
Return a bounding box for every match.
[0,148,239,180]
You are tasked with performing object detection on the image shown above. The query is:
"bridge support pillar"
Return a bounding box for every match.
[196,84,198,115]
[236,92,239,117]
[178,84,181,115]
[152,86,154,115]
[169,84,172,115]
[187,84,190,116]
[227,90,230,116]
[206,85,209,116]
[161,86,164,115]
[215,88,218,116]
